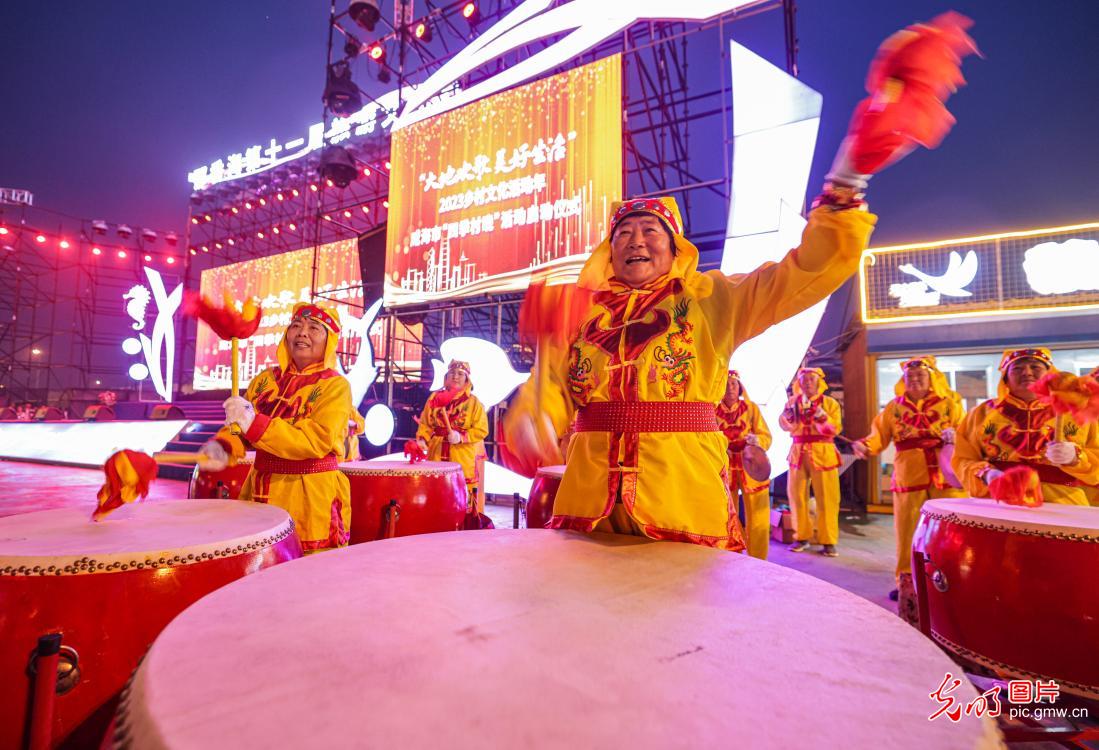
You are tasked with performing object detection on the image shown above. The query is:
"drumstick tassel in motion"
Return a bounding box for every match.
[93,450,159,520]
[988,466,1044,508]
[1030,371,1099,440]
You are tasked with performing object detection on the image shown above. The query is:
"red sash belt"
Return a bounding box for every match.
[991,460,1083,487]
[574,401,718,433]
[255,450,339,475]
[792,435,833,444]
[895,436,946,489]
[895,437,943,451]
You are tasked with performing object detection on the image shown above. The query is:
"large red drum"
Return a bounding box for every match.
[344,460,468,544]
[188,453,254,499]
[526,465,564,529]
[913,497,1099,699]
[0,499,302,748]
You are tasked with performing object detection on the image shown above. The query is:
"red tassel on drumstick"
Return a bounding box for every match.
[988,466,1044,508]
[183,292,263,435]
[840,11,979,177]
[1030,371,1099,440]
[93,450,160,520]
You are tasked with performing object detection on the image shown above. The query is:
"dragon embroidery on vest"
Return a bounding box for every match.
[655,299,695,399]
[567,344,595,404]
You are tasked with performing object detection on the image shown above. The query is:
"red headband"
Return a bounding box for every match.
[292,305,340,334]
[610,199,681,236]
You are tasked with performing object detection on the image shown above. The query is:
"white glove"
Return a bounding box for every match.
[852,441,869,460]
[223,396,255,432]
[825,136,872,191]
[198,441,229,472]
[941,428,956,444]
[447,429,462,445]
[980,467,1004,486]
[814,407,827,420]
[745,433,760,447]
[1045,441,1078,466]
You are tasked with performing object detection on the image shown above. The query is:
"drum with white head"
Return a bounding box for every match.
[0,499,302,748]
[526,464,565,529]
[343,460,468,544]
[913,497,1099,699]
[188,452,255,499]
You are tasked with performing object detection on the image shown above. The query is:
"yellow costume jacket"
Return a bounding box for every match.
[509,205,876,548]
[863,394,964,492]
[415,385,489,492]
[953,394,1099,505]
[780,385,842,472]
[220,325,357,552]
[716,396,772,494]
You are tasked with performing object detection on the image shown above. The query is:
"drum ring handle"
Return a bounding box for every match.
[930,568,949,593]
[26,645,81,695]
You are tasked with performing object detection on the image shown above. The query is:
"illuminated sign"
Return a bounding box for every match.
[385,55,621,305]
[121,267,183,402]
[861,222,1099,324]
[0,421,189,467]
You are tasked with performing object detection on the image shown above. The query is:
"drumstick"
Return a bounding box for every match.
[153,451,215,468]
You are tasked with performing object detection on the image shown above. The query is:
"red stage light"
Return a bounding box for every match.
[35,234,46,243]
[190,249,197,256]
[383,200,389,208]
[91,247,102,256]
[204,214,212,222]
[291,188,300,197]
[343,210,352,218]
[361,205,370,213]
[272,226,280,234]
[191,217,199,224]
[214,242,222,249]
[369,44,385,61]
[310,184,319,192]
[144,254,152,261]
[325,179,334,188]
[0,227,8,235]
[117,250,126,258]
[363,167,372,176]
[201,245,209,252]
[231,206,240,214]
[288,222,297,231]
[257,231,265,239]
[414,21,432,41]
[384,160,391,170]
[323,214,332,222]
[245,201,254,209]
[59,240,70,249]
[258,198,267,206]
[461,2,479,22]
[277,193,285,201]
[166,257,175,264]
[227,238,236,246]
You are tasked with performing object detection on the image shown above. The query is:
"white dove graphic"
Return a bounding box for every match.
[898,250,979,298]
[336,297,384,408]
[429,337,530,409]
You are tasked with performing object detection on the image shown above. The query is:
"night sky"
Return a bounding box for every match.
[2,0,1097,245]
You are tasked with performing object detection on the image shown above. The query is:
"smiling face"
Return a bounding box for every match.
[1005,357,1049,401]
[286,317,328,370]
[903,365,931,400]
[610,214,675,288]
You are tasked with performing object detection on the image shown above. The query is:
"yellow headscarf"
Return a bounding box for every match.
[792,367,827,398]
[997,347,1054,399]
[577,196,707,294]
[726,369,750,401]
[894,355,951,399]
[446,359,474,394]
[276,301,342,372]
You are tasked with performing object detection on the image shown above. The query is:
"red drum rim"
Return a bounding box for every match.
[0,499,296,576]
[921,498,1099,541]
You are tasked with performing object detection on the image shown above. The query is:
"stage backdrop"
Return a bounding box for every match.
[385,54,622,306]
[192,240,368,391]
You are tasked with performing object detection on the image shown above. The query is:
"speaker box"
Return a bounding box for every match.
[357,225,387,302]
[34,406,65,421]
[83,404,115,422]
[149,404,185,420]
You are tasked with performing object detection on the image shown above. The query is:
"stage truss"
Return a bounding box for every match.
[183,0,798,460]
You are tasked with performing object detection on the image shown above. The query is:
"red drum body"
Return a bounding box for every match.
[0,499,302,748]
[344,460,468,544]
[913,497,1099,699]
[188,453,254,499]
[526,465,564,529]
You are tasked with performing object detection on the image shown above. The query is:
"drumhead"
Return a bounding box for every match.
[118,531,997,749]
[534,464,566,479]
[0,499,295,575]
[922,497,1099,538]
[345,460,462,476]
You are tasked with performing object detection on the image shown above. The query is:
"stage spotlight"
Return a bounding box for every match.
[117,224,133,239]
[201,245,209,252]
[344,210,352,218]
[142,229,158,243]
[245,200,253,209]
[117,250,126,259]
[35,234,46,243]
[214,242,222,249]
[272,226,280,234]
[361,205,370,213]
[0,227,7,235]
[258,197,267,206]
[227,238,236,246]
[413,20,433,42]
[144,254,152,261]
[91,219,108,235]
[166,257,175,264]
[288,222,297,231]
[319,145,359,189]
[362,166,372,177]
[384,161,391,170]
[368,43,386,63]
[310,183,319,192]
[257,231,265,239]
[164,232,178,246]
[324,214,333,222]
[190,249,197,256]
[323,61,363,117]
[91,247,101,255]
[276,192,285,201]
[348,0,380,32]
[461,2,480,24]
[291,188,300,197]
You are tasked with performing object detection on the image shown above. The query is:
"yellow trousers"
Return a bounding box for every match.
[893,486,964,581]
[729,476,770,560]
[787,464,839,546]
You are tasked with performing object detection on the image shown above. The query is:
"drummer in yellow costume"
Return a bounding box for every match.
[852,356,965,601]
[953,348,1099,506]
[503,194,875,550]
[199,302,358,553]
[780,367,843,557]
[716,370,772,559]
[415,360,489,512]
